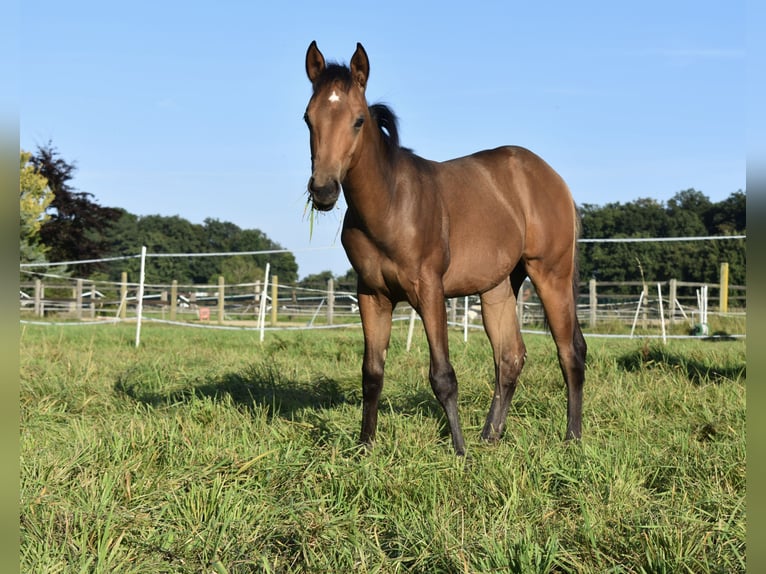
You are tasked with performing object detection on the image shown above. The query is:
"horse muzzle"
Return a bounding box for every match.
[307,176,341,211]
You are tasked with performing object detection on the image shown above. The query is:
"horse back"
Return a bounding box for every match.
[437,145,578,294]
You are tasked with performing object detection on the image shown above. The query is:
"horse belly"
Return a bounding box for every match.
[442,229,523,297]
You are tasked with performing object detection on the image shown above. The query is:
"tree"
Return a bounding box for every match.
[231,227,298,285]
[708,190,745,234]
[19,150,53,266]
[217,256,265,285]
[32,143,121,275]
[97,213,299,285]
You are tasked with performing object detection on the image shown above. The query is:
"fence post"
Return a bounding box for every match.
[160,289,168,319]
[89,282,96,318]
[657,283,666,344]
[259,264,270,343]
[463,297,469,342]
[271,275,279,326]
[720,262,729,313]
[641,284,649,328]
[120,272,128,320]
[327,278,335,325]
[406,307,418,351]
[135,246,147,348]
[254,280,261,320]
[669,279,677,324]
[516,282,525,325]
[589,278,597,328]
[218,276,225,323]
[75,278,83,319]
[34,278,43,317]
[170,280,178,321]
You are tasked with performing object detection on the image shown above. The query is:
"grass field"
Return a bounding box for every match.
[20,322,745,573]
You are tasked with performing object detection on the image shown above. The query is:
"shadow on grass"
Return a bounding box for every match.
[617,342,745,385]
[114,362,504,446]
[114,365,351,420]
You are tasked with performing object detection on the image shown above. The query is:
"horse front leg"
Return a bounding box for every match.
[357,291,394,449]
[416,286,467,456]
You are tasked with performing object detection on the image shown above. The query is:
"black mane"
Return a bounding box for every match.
[369,103,401,153]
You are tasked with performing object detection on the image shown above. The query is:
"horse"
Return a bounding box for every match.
[303,41,587,456]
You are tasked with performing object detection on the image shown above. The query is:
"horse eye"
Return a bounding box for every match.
[354,116,365,130]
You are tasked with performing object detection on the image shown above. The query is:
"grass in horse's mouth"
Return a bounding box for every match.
[303,196,318,240]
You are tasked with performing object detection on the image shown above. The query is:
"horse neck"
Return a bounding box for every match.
[342,131,400,223]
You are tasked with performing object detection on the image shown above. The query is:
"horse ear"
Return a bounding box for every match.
[306,41,325,84]
[350,43,369,89]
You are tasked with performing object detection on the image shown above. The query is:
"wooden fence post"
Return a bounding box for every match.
[170,280,178,321]
[271,275,279,326]
[218,276,225,323]
[589,278,597,328]
[327,278,335,325]
[120,272,128,320]
[720,262,729,313]
[668,279,677,324]
[516,282,525,325]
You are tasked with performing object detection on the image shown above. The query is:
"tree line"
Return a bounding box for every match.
[20,144,745,290]
[20,144,298,285]
[578,190,745,288]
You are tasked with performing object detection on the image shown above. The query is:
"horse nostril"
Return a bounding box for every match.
[309,176,336,196]
[308,177,326,195]
[307,177,340,211]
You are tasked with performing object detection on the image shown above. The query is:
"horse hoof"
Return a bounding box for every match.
[480,431,502,444]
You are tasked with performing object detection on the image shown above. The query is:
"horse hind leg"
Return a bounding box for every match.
[527,263,587,440]
[479,278,526,442]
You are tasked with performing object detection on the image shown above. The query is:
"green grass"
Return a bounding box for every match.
[20,322,745,573]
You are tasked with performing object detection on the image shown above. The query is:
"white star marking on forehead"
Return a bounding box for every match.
[328,90,341,103]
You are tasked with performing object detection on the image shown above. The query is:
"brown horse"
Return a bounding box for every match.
[304,41,587,456]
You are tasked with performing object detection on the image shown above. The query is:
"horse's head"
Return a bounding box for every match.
[304,41,370,211]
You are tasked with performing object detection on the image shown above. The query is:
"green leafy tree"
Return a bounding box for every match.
[99,214,298,285]
[217,256,265,285]
[708,190,746,286]
[19,150,53,266]
[32,143,121,275]
[202,220,298,285]
[708,190,745,234]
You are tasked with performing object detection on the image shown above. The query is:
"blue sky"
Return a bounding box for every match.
[20,1,745,279]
